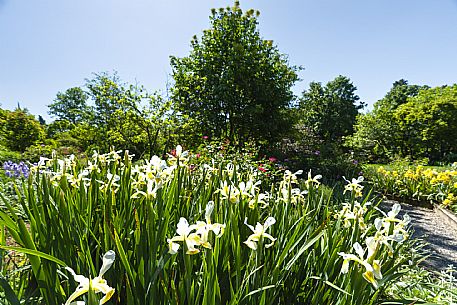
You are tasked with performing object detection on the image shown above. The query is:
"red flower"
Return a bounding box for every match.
[258,165,267,173]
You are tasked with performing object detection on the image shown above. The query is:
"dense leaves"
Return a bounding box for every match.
[395,85,457,161]
[48,87,90,125]
[45,72,173,158]
[349,81,457,162]
[299,75,364,144]
[171,2,299,146]
[0,108,45,152]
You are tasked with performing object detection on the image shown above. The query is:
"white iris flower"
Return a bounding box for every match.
[64,250,116,305]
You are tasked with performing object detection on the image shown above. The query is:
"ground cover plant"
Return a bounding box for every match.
[385,265,457,304]
[0,147,428,305]
[364,163,457,212]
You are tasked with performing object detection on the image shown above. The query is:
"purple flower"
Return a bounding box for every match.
[2,160,30,178]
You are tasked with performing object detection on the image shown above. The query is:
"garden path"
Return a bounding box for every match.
[382,200,457,271]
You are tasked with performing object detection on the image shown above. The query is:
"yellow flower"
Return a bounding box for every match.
[64,251,115,305]
[443,193,457,207]
[436,172,451,184]
[244,217,276,250]
[404,170,416,180]
[423,168,437,180]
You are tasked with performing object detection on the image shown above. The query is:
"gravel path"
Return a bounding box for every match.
[382,200,457,270]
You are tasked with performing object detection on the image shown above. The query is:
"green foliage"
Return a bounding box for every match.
[46,119,74,137]
[289,76,363,179]
[1,109,45,152]
[395,85,457,161]
[385,266,457,304]
[22,141,58,163]
[377,79,423,111]
[85,72,172,158]
[0,147,22,163]
[299,75,364,144]
[48,87,90,124]
[0,149,422,304]
[45,73,173,159]
[346,80,452,163]
[171,2,299,146]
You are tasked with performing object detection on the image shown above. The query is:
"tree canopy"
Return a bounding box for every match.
[299,75,364,144]
[1,108,45,152]
[48,87,90,125]
[348,81,457,162]
[347,79,423,161]
[395,85,457,161]
[170,1,299,146]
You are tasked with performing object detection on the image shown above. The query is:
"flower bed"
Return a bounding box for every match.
[0,148,442,304]
[364,164,457,212]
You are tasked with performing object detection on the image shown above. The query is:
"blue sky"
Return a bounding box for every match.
[1,0,456,121]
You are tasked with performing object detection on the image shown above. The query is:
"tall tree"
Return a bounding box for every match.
[170,1,299,146]
[395,85,457,161]
[84,72,171,157]
[48,87,90,124]
[299,75,364,144]
[377,79,424,111]
[347,79,426,161]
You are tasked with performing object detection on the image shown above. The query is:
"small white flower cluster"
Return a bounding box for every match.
[32,146,190,197]
[131,156,174,199]
[167,207,277,255]
[277,170,313,205]
[32,149,134,190]
[216,166,269,209]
